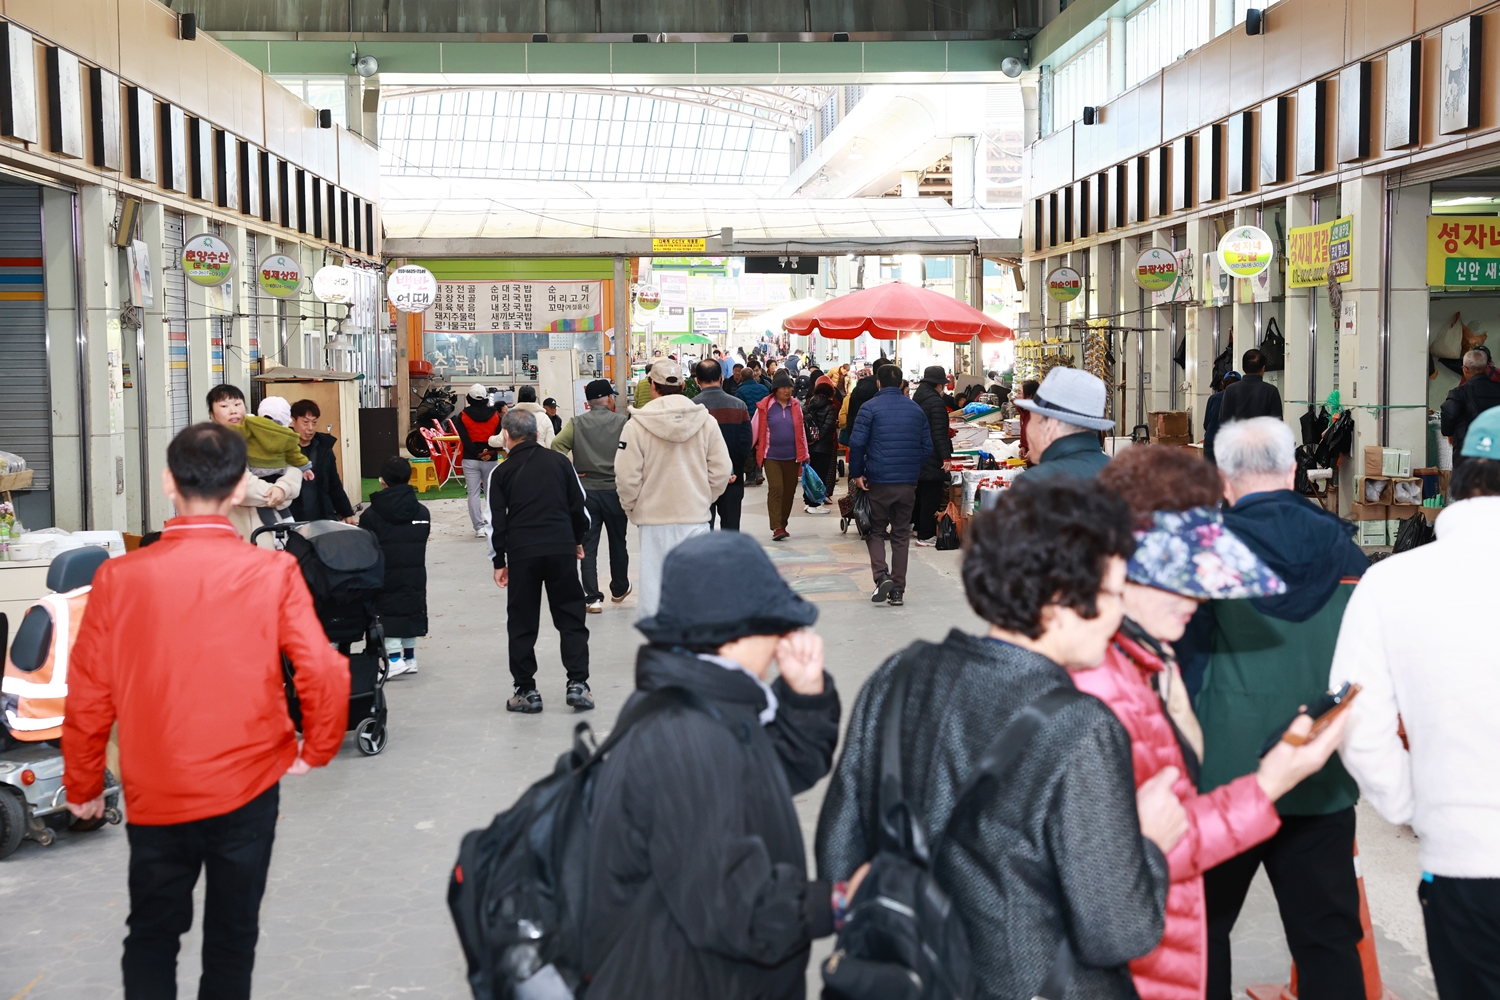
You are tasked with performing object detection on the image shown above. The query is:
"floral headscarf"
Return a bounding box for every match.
[1128,507,1286,600]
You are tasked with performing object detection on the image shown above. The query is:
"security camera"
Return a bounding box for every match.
[355,55,379,78]
[1001,56,1026,78]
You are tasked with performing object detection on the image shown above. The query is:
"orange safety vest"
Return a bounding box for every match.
[2,587,90,741]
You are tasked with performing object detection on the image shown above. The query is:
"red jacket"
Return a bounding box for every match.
[63,516,350,825]
[1070,632,1280,1000]
[753,395,810,465]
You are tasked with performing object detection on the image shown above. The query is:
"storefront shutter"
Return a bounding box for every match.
[0,181,48,492]
[163,211,190,434]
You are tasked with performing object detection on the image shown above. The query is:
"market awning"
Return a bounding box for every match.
[782,281,1013,343]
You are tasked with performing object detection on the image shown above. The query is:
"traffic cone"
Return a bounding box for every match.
[1245,840,1398,1000]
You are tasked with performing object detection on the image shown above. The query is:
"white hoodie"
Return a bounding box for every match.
[1330,496,1500,877]
[615,394,731,525]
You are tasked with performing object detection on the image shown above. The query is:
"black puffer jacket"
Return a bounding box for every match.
[802,394,839,455]
[358,483,431,637]
[289,431,355,522]
[816,630,1169,1000]
[912,381,953,481]
[584,645,841,1000]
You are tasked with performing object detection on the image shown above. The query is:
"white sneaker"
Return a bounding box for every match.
[587,600,603,614]
[387,656,415,678]
[914,536,937,547]
[475,528,487,538]
[804,505,831,514]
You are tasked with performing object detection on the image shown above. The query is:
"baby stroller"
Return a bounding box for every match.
[253,520,391,756]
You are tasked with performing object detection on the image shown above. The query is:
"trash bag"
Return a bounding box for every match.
[1314,410,1355,467]
[935,504,962,550]
[802,464,827,506]
[851,486,874,540]
[1392,512,1436,553]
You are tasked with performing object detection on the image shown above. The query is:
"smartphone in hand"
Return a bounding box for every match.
[1258,682,1361,757]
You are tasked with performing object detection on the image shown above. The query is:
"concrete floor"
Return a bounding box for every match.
[0,487,1435,999]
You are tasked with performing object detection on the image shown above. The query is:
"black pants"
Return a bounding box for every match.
[123,784,280,1000]
[914,478,947,539]
[711,476,744,531]
[1421,875,1500,998]
[507,552,590,690]
[807,449,836,501]
[1204,807,1364,1000]
[582,489,630,602]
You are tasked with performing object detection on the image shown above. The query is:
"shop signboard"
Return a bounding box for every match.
[1217,225,1275,278]
[1134,247,1178,291]
[1287,216,1354,287]
[1426,216,1500,286]
[128,238,153,307]
[693,307,729,334]
[386,264,437,313]
[1045,266,1083,302]
[425,280,604,333]
[312,264,354,304]
[1150,250,1195,306]
[653,237,707,253]
[635,284,661,310]
[257,253,302,298]
[181,233,233,287]
[1203,251,1231,306]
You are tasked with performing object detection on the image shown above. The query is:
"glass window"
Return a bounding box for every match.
[270,76,347,129]
[1051,40,1108,129]
[1125,0,1211,90]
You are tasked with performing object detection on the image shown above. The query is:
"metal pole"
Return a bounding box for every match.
[969,250,982,375]
[612,255,629,401]
[1308,198,1320,409]
[1380,187,1393,445]
[1136,286,1146,430]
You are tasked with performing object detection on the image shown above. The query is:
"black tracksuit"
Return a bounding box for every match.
[912,382,953,539]
[488,440,591,690]
[288,432,355,522]
[584,645,841,999]
[358,483,431,639]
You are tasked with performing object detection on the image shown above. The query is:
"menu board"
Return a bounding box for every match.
[425,280,604,333]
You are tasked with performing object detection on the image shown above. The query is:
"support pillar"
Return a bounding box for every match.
[1339,176,1385,502]
[613,255,629,400]
[1386,181,1430,460]
[1185,217,1216,437]
[184,214,213,422]
[1283,193,1314,439]
[135,200,174,531]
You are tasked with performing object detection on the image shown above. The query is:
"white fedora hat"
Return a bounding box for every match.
[1014,368,1114,431]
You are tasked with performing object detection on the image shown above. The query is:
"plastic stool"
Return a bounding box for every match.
[410,458,440,493]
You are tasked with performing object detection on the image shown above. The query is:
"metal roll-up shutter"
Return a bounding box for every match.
[208,220,225,385]
[0,181,47,495]
[163,212,190,433]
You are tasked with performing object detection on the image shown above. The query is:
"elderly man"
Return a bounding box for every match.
[1440,348,1500,465]
[1183,417,1369,1000]
[1014,368,1114,481]
[1218,348,1283,422]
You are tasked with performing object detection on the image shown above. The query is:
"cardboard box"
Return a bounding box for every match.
[1358,520,1390,546]
[1349,501,1390,521]
[1364,445,1384,477]
[1149,410,1191,441]
[1154,434,1194,447]
[1419,506,1443,523]
[1389,476,1423,506]
[1357,477,1391,504]
[1382,448,1413,477]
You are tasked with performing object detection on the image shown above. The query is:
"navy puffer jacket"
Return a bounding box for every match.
[848,387,933,485]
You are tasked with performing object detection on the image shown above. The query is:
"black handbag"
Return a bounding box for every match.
[1259,318,1286,371]
[822,657,1079,1000]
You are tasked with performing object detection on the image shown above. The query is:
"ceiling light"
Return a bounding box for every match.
[1001,57,1026,77]
[354,54,379,77]
[848,141,863,160]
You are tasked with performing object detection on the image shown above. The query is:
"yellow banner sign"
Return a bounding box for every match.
[652,237,707,253]
[1427,216,1500,286]
[1286,216,1353,288]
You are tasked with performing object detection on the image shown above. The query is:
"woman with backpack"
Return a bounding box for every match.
[803,379,840,513]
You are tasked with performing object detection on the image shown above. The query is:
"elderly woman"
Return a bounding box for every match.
[819,477,1185,999]
[1090,446,1348,1000]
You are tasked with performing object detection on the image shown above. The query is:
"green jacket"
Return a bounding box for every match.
[1196,585,1360,816]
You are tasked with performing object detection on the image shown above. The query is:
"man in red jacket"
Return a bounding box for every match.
[63,422,350,1000]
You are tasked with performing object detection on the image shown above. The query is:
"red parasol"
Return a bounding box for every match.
[782,281,1014,343]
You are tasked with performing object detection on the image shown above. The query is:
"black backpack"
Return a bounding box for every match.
[821,657,1079,1000]
[448,687,713,1000]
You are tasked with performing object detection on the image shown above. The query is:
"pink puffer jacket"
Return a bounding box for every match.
[1069,633,1281,1000]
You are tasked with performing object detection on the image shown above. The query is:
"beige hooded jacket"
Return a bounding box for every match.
[615,394,732,525]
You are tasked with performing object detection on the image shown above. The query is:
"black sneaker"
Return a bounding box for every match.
[871,580,896,603]
[887,591,905,607]
[507,687,543,713]
[566,681,595,711]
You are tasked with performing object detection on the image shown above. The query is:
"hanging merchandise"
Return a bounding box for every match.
[387,264,438,313]
[1259,317,1287,370]
[257,253,302,298]
[181,234,234,287]
[312,264,354,304]
[1045,266,1083,302]
[1218,225,1275,278]
[1134,248,1178,291]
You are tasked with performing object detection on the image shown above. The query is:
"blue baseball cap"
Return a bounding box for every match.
[1462,406,1500,458]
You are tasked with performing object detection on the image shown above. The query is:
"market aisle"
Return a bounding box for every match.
[0,486,1434,999]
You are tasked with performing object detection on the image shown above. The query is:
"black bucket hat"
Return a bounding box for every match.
[636,532,817,646]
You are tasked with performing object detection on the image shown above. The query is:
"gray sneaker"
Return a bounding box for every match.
[507,688,543,713]
[566,681,595,711]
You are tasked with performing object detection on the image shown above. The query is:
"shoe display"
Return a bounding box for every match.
[871,580,896,603]
[914,536,937,547]
[773,529,790,542]
[566,681,595,711]
[507,687,543,713]
[587,600,603,614]
[611,582,634,603]
[887,591,905,606]
[804,505,831,515]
